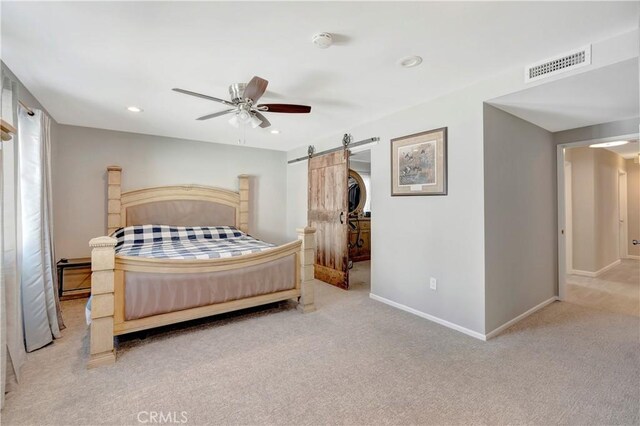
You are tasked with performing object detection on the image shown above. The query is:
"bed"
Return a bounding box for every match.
[87,166,316,368]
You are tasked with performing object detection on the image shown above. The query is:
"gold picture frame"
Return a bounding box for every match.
[390,127,448,196]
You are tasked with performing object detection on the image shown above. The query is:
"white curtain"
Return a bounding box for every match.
[1,76,26,409]
[18,107,63,352]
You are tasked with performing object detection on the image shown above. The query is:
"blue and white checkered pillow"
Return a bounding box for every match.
[114,225,243,248]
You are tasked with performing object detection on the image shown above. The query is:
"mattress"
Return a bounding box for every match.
[124,254,296,320]
[86,225,296,324]
[114,225,275,259]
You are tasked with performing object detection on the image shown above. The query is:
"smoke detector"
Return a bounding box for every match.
[312,32,333,49]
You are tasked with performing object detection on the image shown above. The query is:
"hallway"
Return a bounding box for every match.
[566,259,640,316]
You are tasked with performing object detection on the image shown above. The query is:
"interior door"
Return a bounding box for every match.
[619,171,628,259]
[308,150,349,289]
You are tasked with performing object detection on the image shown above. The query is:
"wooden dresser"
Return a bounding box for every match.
[348,217,370,262]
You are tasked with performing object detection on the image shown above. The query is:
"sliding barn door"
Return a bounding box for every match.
[308,151,349,289]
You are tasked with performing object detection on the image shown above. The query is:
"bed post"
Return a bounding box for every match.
[297,227,316,313]
[88,236,117,368]
[107,165,122,235]
[238,174,249,233]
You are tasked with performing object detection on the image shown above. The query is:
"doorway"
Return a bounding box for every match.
[307,147,372,291]
[558,137,640,316]
[347,148,372,293]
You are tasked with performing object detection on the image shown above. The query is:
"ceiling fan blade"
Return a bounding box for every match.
[243,76,269,103]
[172,88,235,106]
[254,112,271,128]
[196,109,236,121]
[257,104,311,113]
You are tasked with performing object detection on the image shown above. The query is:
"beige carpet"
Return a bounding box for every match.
[2,271,639,425]
[566,259,640,317]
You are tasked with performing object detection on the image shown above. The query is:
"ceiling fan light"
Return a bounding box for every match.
[228,114,240,128]
[249,114,262,129]
[237,110,251,123]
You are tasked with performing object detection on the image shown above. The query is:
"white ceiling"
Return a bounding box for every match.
[489,59,639,132]
[605,140,639,159]
[2,2,638,151]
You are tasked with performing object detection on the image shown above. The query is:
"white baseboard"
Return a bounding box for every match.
[627,255,640,261]
[484,296,559,340]
[570,269,596,277]
[369,294,561,342]
[571,259,621,277]
[369,293,486,341]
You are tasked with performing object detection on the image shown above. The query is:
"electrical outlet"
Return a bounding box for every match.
[430,277,437,290]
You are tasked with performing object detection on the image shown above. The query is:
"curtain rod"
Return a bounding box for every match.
[18,100,35,116]
[287,136,380,164]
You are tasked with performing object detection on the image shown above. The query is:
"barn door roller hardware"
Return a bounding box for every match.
[287,135,380,164]
[342,133,353,148]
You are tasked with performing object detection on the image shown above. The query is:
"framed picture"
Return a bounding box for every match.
[390,127,447,196]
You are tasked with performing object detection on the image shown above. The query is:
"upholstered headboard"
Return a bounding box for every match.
[105,166,249,235]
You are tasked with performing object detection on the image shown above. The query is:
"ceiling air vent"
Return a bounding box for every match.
[525,45,591,83]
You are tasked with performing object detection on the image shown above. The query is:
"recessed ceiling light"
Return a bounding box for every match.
[127,106,143,112]
[270,129,280,134]
[398,55,423,68]
[589,140,629,148]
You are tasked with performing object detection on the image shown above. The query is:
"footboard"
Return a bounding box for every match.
[87,227,316,368]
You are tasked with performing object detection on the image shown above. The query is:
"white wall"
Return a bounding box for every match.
[568,147,597,272]
[483,105,557,333]
[53,125,288,258]
[288,83,498,335]
[627,159,640,258]
[594,149,626,269]
[566,146,627,273]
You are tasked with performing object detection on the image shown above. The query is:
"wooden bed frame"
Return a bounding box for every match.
[87,166,316,368]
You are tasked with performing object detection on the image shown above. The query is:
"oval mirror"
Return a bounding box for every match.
[348,169,367,216]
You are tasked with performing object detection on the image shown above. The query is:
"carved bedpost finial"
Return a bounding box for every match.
[296,227,316,313]
[238,175,250,233]
[107,166,122,236]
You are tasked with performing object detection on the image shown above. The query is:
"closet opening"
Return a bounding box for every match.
[307,144,373,291]
[347,148,372,293]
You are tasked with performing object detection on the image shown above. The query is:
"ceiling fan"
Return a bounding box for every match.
[173,76,311,129]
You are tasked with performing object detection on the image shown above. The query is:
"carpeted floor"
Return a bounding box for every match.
[566,259,640,317]
[2,267,639,425]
